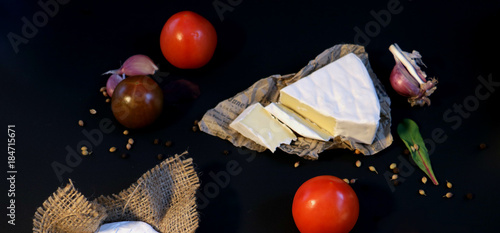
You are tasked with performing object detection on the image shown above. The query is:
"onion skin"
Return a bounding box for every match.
[111,75,163,129]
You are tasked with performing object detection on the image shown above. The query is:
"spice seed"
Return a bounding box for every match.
[479,143,487,150]
[465,193,474,200]
[81,150,89,156]
[421,176,428,184]
[354,149,361,155]
[153,139,160,145]
[121,153,129,159]
[78,120,84,127]
[157,153,164,160]
[105,98,111,103]
[343,178,350,184]
[81,146,88,151]
[392,167,400,174]
[350,178,358,184]
[369,166,378,174]
[100,87,106,92]
[192,125,198,132]
[222,150,230,155]
[392,180,400,186]
[102,91,108,97]
[355,160,361,167]
[126,143,132,150]
[109,147,117,153]
[165,140,173,147]
[294,161,300,168]
[391,174,398,180]
[89,109,97,115]
[128,138,134,145]
[123,130,129,135]
[389,163,397,170]
[446,180,453,189]
[443,192,453,198]
[419,189,426,196]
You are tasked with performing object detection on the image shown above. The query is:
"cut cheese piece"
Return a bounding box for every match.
[279,53,380,144]
[264,103,333,141]
[229,102,297,152]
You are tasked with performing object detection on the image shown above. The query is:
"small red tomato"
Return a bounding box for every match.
[111,75,163,129]
[160,11,217,69]
[292,175,359,233]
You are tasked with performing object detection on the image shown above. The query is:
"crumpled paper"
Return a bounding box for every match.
[198,44,392,160]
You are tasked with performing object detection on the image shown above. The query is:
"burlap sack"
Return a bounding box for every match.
[198,44,393,160]
[33,152,200,233]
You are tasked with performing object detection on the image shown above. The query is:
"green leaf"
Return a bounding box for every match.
[397,118,439,185]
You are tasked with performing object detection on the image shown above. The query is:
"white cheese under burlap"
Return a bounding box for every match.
[230,102,297,152]
[279,53,380,144]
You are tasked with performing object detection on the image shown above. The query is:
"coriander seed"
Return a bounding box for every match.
[78,120,84,127]
[443,192,453,198]
[355,160,361,167]
[109,147,117,153]
[123,130,129,135]
[389,163,397,170]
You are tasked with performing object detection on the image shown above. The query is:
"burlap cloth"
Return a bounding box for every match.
[33,152,200,233]
[198,44,393,159]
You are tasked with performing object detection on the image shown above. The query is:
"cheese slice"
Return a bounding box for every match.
[230,102,296,152]
[96,221,159,233]
[279,53,380,144]
[264,103,333,141]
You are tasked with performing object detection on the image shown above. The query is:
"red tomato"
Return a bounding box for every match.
[292,175,359,233]
[159,11,217,69]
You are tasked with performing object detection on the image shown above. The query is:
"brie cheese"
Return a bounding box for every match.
[96,221,159,233]
[279,53,380,144]
[264,103,333,141]
[230,103,296,152]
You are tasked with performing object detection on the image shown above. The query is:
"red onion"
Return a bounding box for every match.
[106,73,125,97]
[389,44,437,106]
[103,54,159,76]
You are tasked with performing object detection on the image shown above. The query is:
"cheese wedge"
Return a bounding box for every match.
[279,53,380,144]
[264,103,333,141]
[229,103,297,152]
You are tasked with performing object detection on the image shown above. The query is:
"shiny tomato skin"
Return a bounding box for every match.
[292,175,359,233]
[111,75,163,129]
[160,11,217,69]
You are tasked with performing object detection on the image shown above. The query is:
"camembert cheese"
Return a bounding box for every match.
[279,53,380,144]
[229,103,297,152]
[264,103,332,141]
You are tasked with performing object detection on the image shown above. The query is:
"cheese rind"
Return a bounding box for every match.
[279,53,380,144]
[264,103,333,141]
[229,103,297,152]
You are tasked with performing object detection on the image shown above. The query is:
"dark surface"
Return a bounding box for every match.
[2,0,500,232]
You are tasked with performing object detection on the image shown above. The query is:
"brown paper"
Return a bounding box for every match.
[33,152,200,233]
[199,44,392,159]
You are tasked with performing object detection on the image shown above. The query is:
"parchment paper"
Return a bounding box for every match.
[198,44,392,160]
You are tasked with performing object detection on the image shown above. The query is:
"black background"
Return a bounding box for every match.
[2,0,500,232]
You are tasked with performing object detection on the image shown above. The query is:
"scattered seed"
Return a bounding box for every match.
[89,109,97,115]
[192,125,198,132]
[355,160,361,167]
[121,153,129,159]
[193,120,199,125]
[100,87,106,92]
[109,147,117,153]
[391,174,398,180]
[153,138,160,145]
[128,138,134,145]
[368,166,378,174]
[157,153,164,160]
[81,150,89,156]
[465,193,474,200]
[479,143,487,150]
[413,143,419,151]
[392,180,400,186]
[222,150,231,155]
[102,91,108,97]
[294,161,300,168]
[389,163,397,170]
[105,98,111,103]
[443,192,453,198]
[446,180,453,189]
[350,178,358,184]
[418,189,426,196]
[392,167,400,174]
[343,178,350,184]
[403,149,410,155]
[126,143,132,150]
[81,146,88,151]
[78,120,84,127]
[123,130,129,135]
[354,149,361,155]
[164,140,173,147]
